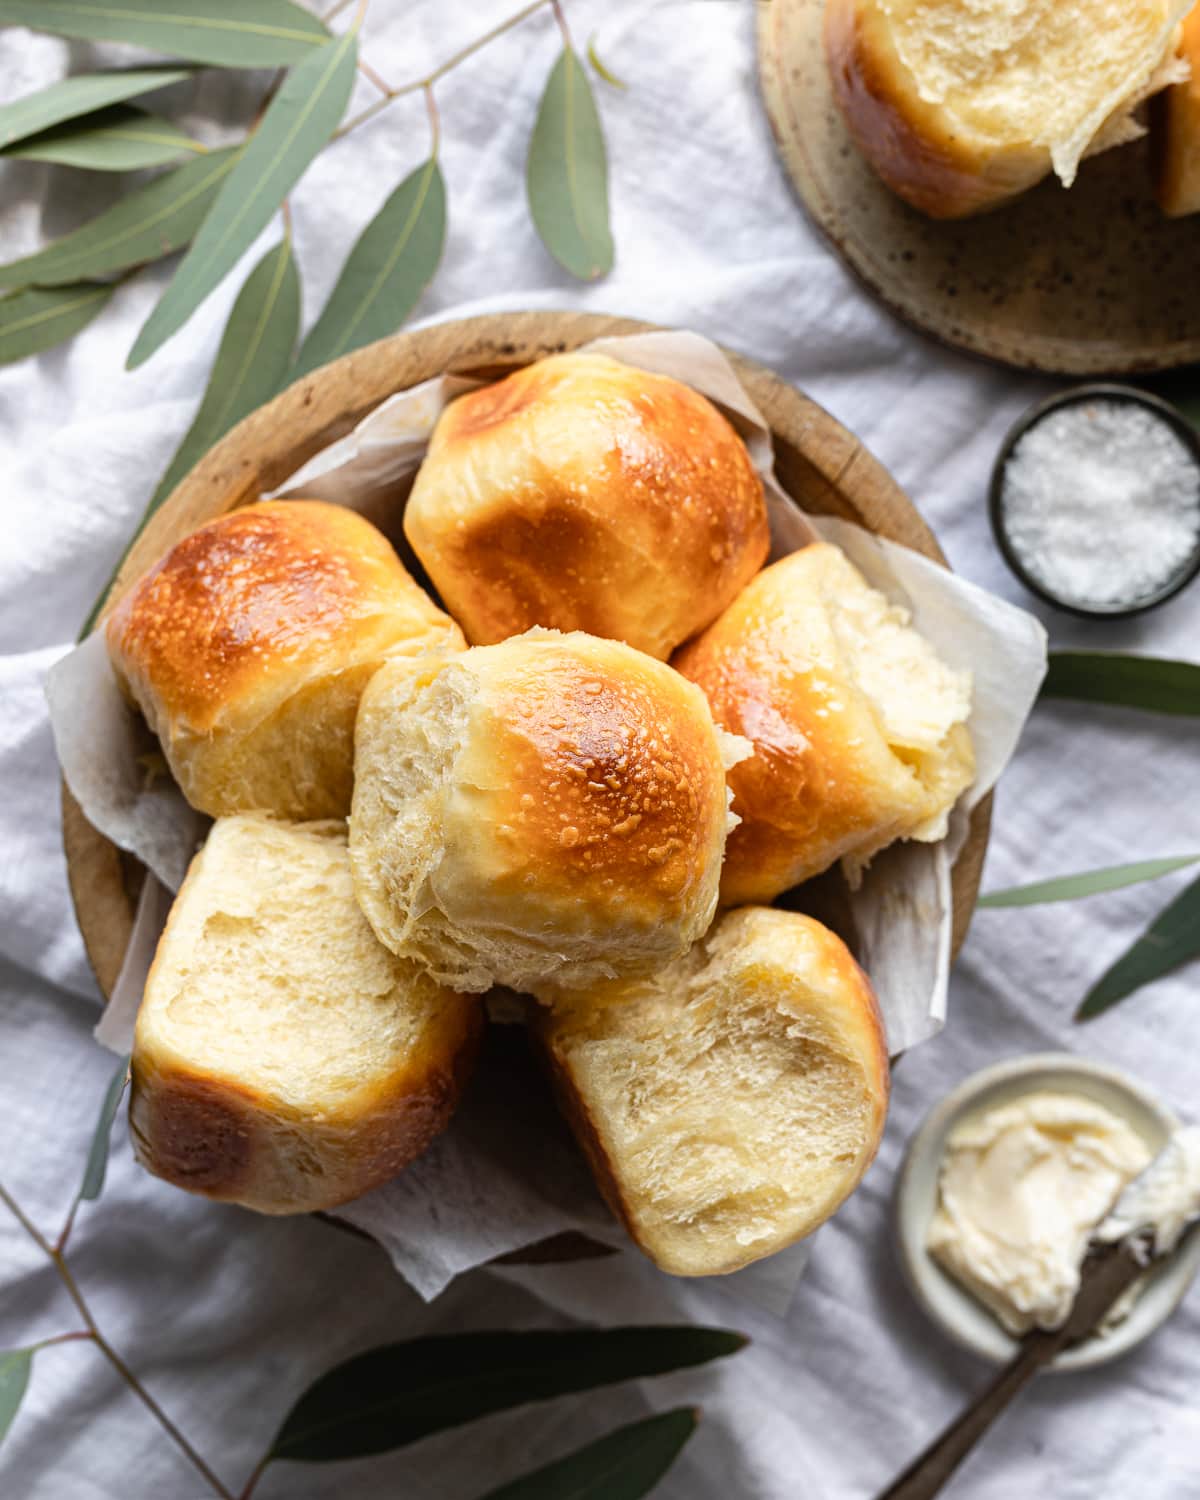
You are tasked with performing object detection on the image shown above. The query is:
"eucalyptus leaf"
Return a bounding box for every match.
[151,237,299,507]
[80,237,299,637]
[269,1326,745,1464]
[0,0,328,68]
[293,157,445,378]
[5,105,202,171]
[1041,652,1200,716]
[78,1054,130,1202]
[978,854,1200,908]
[0,283,112,365]
[0,67,190,150]
[0,146,238,288]
[1077,871,1200,1021]
[128,26,357,369]
[0,1350,32,1448]
[476,1408,698,1500]
[526,46,613,280]
[587,34,627,90]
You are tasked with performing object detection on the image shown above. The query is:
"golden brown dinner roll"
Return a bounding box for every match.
[130,815,481,1215]
[107,500,464,820]
[674,543,974,906]
[825,0,1192,218]
[1155,7,1200,216]
[537,906,890,1276]
[402,353,770,660]
[349,629,746,995]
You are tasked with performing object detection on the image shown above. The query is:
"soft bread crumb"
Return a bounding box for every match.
[131,815,480,1214]
[538,907,890,1276]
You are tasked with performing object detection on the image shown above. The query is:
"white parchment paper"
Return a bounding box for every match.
[45,329,1046,1305]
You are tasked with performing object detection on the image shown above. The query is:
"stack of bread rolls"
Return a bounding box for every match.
[108,350,974,1276]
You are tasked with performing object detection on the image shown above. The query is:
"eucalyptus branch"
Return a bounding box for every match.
[30,1330,94,1352]
[0,1177,236,1500]
[333,0,554,139]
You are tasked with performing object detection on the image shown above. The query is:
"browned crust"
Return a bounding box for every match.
[473,640,731,920]
[1154,8,1200,215]
[404,354,770,659]
[822,0,1049,219]
[107,499,444,732]
[130,1003,483,1215]
[673,548,935,906]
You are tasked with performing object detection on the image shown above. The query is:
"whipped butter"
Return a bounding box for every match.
[927,1091,1152,1335]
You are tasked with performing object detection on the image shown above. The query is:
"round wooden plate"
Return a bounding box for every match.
[758,0,1200,375]
[63,308,991,998]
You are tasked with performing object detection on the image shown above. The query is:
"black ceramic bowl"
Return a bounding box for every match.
[989,383,1200,620]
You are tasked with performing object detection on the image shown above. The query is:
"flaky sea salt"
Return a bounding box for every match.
[1000,399,1200,608]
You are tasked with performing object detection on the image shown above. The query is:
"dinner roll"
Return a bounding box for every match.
[825,0,1192,218]
[674,543,974,906]
[537,906,890,1276]
[107,500,464,820]
[130,816,481,1215]
[349,629,745,995]
[1155,7,1200,217]
[402,353,770,659]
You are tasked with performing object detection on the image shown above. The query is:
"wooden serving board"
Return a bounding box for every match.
[63,308,991,998]
[758,0,1200,375]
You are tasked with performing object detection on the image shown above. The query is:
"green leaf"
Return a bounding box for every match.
[79,1054,130,1202]
[4,104,201,171]
[526,45,613,280]
[292,157,445,379]
[0,0,328,68]
[0,67,190,150]
[0,1350,32,1448]
[978,854,1200,908]
[1077,871,1200,1020]
[152,237,300,507]
[1041,652,1200,716]
[79,237,299,638]
[0,146,238,289]
[476,1409,698,1500]
[0,282,112,364]
[268,1327,745,1464]
[586,33,627,90]
[128,25,357,369]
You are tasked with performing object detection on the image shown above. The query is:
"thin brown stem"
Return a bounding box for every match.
[333,0,553,139]
[322,0,357,19]
[424,83,441,159]
[237,1450,273,1500]
[55,1198,79,1254]
[0,1178,235,1500]
[358,56,394,96]
[551,0,574,49]
[32,1330,95,1352]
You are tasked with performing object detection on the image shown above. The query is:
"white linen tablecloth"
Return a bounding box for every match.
[2,3,1198,1497]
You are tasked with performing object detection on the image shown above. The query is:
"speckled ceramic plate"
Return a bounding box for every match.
[758,0,1200,375]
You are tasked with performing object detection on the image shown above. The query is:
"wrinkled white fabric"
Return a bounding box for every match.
[2,3,1198,1498]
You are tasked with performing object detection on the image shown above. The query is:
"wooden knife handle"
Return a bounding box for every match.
[873,1341,1051,1500]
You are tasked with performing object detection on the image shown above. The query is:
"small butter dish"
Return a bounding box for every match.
[990,385,1200,619]
[894,1054,1200,1370]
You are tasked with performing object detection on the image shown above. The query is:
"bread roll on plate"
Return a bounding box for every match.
[131,815,481,1214]
[403,353,770,660]
[350,629,746,995]
[674,543,974,906]
[537,906,889,1276]
[1155,6,1200,216]
[107,500,464,821]
[825,0,1193,218]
